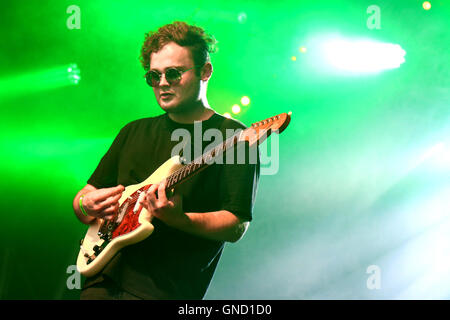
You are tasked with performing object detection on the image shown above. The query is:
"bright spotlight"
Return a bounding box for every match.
[422,143,450,170]
[0,63,81,98]
[409,142,450,173]
[237,12,247,24]
[67,63,81,85]
[322,38,406,73]
[231,104,241,114]
[240,96,250,106]
[423,1,431,10]
[223,112,232,119]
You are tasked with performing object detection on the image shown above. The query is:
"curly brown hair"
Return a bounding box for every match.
[140,21,217,74]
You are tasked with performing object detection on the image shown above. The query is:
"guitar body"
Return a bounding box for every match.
[77,155,184,277]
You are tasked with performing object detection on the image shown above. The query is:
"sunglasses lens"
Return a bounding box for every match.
[146,71,160,87]
[165,68,182,83]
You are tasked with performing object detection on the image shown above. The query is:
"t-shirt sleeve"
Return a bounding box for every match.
[218,142,260,222]
[87,124,130,189]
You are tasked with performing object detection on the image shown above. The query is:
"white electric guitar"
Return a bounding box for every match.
[77,112,291,277]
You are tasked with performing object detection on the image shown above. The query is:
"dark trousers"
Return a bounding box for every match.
[80,277,142,300]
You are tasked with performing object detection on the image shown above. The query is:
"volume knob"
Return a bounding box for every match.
[93,245,103,255]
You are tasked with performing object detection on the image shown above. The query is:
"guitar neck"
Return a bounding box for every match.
[156,112,290,191]
[165,131,241,190]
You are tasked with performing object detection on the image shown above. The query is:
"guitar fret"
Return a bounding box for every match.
[226,135,235,149]
[181,166,188,180]
[224,139,230,150]
[167,174,174,188]
[177,168,183,182]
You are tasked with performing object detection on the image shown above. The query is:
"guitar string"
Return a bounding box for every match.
[165,130,241,189]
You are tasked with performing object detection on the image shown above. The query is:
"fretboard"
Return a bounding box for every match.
[165,131,242,190]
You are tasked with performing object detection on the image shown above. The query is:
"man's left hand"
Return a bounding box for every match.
[139,179,187,228]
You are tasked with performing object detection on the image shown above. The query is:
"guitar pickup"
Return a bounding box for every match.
[133,191,146,213]
[116,201,129,224]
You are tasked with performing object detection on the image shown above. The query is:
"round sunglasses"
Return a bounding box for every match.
[144,67,195,87]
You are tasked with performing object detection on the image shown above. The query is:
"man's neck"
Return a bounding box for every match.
[168,101,215,124]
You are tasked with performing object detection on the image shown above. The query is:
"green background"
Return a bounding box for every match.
[0,0,449,299]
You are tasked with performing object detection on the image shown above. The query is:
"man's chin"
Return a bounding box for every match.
[158,100,190,114]
[158,100,177,111]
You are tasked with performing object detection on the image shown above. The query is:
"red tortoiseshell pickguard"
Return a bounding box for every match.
[111,185,151,239]
[111,204,142,239]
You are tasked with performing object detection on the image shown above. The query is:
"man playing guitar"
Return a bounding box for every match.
[73,21,260,300]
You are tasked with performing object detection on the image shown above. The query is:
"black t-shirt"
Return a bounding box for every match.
[83,112,260,299]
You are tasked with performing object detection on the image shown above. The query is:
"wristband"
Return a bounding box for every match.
[79,195,89,216]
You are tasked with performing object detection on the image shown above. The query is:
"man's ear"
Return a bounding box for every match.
[200,62,213,81]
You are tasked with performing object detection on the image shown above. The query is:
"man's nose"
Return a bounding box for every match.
[159,73,170,87]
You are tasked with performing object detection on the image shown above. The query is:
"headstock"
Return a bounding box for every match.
[240,112,292,146]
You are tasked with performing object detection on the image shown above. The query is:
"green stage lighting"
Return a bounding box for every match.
[0,63,81,98]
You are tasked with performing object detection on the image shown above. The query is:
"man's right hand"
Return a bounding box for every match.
[79,185,125,221]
